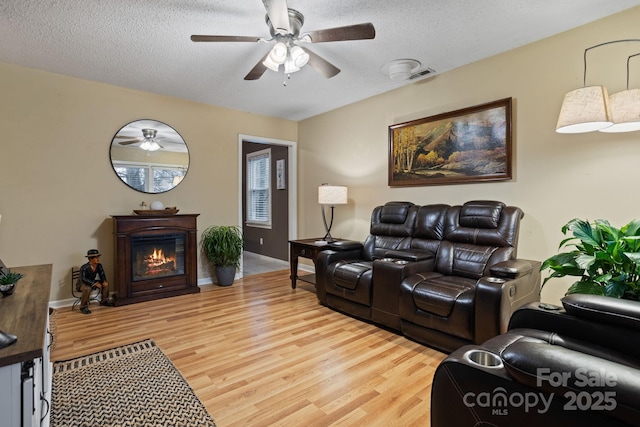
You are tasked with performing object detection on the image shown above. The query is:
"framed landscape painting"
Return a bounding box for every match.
[388,97,512,187]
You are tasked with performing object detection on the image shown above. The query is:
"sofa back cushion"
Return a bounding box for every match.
[410,204,450,254]
[444,200,523,253]
[433,201,524,278]
[363,202,417,260]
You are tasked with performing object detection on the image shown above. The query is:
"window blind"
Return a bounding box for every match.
[247,149,271,226]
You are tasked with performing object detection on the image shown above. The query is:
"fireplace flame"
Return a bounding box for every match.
[133,247,177,279]
[150,248,166,266]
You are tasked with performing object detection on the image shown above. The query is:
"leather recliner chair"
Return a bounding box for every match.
[398,201,541,353]
[430,294,640,427]
[315,201,418,321]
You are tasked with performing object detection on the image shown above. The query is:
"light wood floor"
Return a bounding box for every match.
[51,270,446,427]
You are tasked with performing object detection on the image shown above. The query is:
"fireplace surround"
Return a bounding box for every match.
[112,214,199,305]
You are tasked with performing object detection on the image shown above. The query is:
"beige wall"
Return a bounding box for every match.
[298,7,640,304]
[2,7,639,306]
[0,63,297,302]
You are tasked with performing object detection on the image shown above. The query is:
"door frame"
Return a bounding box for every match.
[237,134,297,276]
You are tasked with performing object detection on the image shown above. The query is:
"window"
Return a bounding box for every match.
[246,148,271,228]
[113,162,186,193]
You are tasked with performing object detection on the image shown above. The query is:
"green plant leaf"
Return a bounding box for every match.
[605,281,628,298]
[567,219,601,248]
[622,219,640,237]
[567,280,605,295]
[542,218,640,300]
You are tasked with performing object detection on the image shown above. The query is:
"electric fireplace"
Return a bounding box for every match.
[131,233,185,280]
[112,214,199,306]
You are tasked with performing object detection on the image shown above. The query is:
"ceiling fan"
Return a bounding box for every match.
[191,0,375,81]
[116,128,164,151]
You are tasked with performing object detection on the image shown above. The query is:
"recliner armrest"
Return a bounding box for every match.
[383,249,435,262]
[561,294,640,331]
[502,340,640,425]
[489,259,533,279]
[474,259,542,343]
[328,240,364,251]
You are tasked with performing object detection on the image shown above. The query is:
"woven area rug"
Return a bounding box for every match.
[51,339,216,427]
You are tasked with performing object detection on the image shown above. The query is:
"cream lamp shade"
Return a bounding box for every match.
[599,89,640,133]
[556,86,613,133]
[318,185,348,205]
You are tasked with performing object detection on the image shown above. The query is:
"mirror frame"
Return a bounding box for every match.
[109,119,190,194]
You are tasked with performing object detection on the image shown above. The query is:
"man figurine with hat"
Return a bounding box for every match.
[76,249,114,314]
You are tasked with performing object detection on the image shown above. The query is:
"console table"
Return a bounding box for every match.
[288,238,343,289]
[0,264,52,427]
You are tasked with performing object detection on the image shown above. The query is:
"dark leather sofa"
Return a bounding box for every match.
[430,294,640,426]
[315,200,541,353]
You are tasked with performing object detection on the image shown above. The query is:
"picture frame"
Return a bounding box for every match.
[276,159,286,190]
[388,97,512,187]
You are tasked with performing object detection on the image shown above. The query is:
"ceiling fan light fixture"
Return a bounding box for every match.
[140,140,160,152]
[269,42,288,64]
[284,57,300,74]
[262,55,281,72]
[290,45,309,68]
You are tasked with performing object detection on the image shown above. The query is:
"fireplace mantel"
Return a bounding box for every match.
[111,214,200,306]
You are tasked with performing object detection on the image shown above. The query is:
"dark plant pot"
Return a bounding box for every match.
[215,266,237,287]
[0,284,16,297]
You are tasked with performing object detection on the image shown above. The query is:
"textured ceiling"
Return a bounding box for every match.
[2,0,639,121]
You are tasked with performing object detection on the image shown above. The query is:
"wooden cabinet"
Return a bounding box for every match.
[0,264,52,427]
[112,214,200,306]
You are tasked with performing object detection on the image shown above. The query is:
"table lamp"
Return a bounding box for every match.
[318,184,348,242]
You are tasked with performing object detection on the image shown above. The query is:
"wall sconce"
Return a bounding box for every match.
[318,184,348,242]
[556,39,640,134]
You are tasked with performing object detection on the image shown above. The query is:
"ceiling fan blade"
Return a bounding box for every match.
[302,48,341,78]
[118,139,142,146]
[244,52,270,80]
[262,0,290,34]
[191,35,261,43]
[305,23,375,43]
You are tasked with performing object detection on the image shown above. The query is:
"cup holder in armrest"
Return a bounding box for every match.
[379,258,410,265]
[463,349,504,369]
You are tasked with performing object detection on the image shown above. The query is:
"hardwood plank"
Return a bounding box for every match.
[51,270,446,426]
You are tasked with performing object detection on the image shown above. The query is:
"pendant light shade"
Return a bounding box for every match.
[556,86,613,133]
[599,89,640,133]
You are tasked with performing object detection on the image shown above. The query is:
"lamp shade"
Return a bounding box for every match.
[556,86,613,133]
[599,89,640,133]
[318,185,348,205]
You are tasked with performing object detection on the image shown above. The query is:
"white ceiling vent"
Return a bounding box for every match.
[382,59,434,81]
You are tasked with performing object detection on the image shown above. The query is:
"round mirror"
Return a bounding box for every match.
[110,119,189,194]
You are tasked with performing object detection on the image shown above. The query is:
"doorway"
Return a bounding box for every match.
[238,134,297,277]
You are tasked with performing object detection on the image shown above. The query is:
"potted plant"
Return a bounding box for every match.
[0,269,24,296]
[201,225,243,286]
[541,218,640,300]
